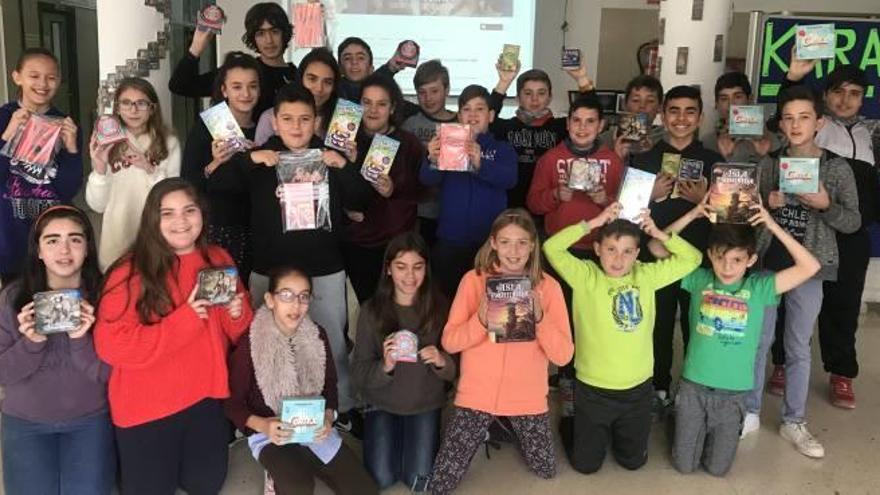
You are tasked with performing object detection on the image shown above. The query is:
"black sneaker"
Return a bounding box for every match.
[334,409,364,439]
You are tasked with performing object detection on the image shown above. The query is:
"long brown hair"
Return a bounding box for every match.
[110,77,171,166]
[474,208,544,287]
[102,178,214,324]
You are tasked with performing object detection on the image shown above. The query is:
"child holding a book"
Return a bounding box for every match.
[182,52,261,280]
[543,203,702,474]
[342,74,425,303]
[0,206,114,494]
[1,48,82,283]
[600,75,667,162]
[702,72,778,163]
[351,232,455,490]
[419,85,517,297]
[631,85,724,413]
[94,178,252,494]
[430,208,573,493]
[225,265,378,495]
[647,200,819,476]
[744,85,861,458]
[87,77,181,271]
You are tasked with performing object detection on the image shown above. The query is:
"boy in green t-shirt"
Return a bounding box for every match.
[543,202,701,474]
[648,200,820,476]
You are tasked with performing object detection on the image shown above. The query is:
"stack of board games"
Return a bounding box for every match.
[500,44,520,71]
[391,330,418,363]
[392,40,420,68]
[617,167,656,222]
[276,150,331,231]
[196,4,226,34]
[567,158,604,192]
[795,23,836,60]
[778,157,819,194]
[671,158,705,199]
[486,276,535,343]
[728,105,765,137]
[361,134,400,184]
[708,163,759,224]
[438,124,471,171]
[561,48,581,69]
[325,100,363,152]
[617,113,649,142]
[33,289,81,335]
[93,115,127,146]
[196,266,238,305]
[280,396,325,444]
[293,2,325,48]
[200,102,251,152]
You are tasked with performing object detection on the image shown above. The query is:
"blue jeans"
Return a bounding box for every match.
[363,407,440,489]
[2,411,116,495]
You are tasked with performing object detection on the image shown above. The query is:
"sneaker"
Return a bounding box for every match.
[829,374,856,409]
[740,412,760,439]
[779,422,825,459]
[334,410,364,439]
[767,365,785,396]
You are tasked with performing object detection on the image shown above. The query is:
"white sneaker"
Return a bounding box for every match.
[740,412,760,439]
[779,422,825,459]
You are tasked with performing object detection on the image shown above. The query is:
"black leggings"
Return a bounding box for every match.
[260,442,378,495]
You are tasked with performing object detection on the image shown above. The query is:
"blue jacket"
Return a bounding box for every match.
[419,131,517,245]
[0,101,82,274]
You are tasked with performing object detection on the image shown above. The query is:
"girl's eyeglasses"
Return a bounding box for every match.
[273,289,313,305]
[118,99,153,112]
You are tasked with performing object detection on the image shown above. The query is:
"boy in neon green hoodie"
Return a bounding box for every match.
[543,202,701,474]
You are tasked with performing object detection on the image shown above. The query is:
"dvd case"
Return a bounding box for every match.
[708,163,760,224]
[617,167,656,222]
[438,124,471,171]
[391,330,419,363]
[280,396,326,444]
[486,276,535,343]
[779,157,819,194]
[33,289,81,335]
[361,134,400,184]
[196,266,238,305]
[325,100,363,152]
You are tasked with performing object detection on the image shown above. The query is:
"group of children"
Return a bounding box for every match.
[0,2,876,494]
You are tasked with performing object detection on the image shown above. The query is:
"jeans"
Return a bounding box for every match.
[363,408,440,490]
[2,411,116,495]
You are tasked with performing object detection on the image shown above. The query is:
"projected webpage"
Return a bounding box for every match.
[328,0,535,95]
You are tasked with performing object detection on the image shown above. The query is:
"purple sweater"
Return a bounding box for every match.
[0,101,83,275]
[0,283,110,422]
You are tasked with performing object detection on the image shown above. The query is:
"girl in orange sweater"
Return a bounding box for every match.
[429,208,574,494]
[94,178,252,495]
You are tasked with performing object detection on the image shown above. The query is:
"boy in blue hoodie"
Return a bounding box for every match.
[419,84,517,296]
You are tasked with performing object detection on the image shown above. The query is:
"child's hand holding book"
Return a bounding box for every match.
[638,210,669,242]
[251,150,280,167]
[651,174,675,201]
[312,410,336,443]
[68,300,96,339]
[587,201,622,230]
[796,182,830,210]
[2,108,30,142]
[262,417,293,445]
[322,149,348,169]
[677,177,708,204]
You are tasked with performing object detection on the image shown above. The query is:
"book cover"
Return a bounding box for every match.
[617,167,656,222]
[325,100,363,152]
[33,289,81,335]
[276,150,329,231]
[486,276,535,343]
[567,158,604,192]
[796,23,836,60]
[293,2,325,48]
[438,123,471,171]
[200,102,246,143]
[617,113,649,142]
[94,115,127,146]
[660,153,681,176]
[779,157,819,194]
[391,330,418,363]
[728,105,764,137]
[361,134,400,184]
[708,163,760,224]
[671,158,705,199]
[561,47,581,69]
[500,44,520,71]
[196,266,238,305]
[392,40,420,68]
[280,396,325,444]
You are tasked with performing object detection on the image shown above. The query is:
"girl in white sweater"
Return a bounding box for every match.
[86,78,180,270]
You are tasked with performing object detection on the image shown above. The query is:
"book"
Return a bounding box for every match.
[617,167,656,222]
[276,150,330,231]
[361,134,400,184]
[200,102,250,152]
[293,2,325,48]
[391,330,418,363]
[93,115,127,146]
[795,23,836,60]
[33,289,81,335]
[708,163,760,224]
[660,153,681,176]
[196,4,226,34]
[392,40,420,68]
[486,276,535,343]
[195,266,238,305]
[567,158,604,192]
[671,157,705,199]
[325,100,363,152]
[728,105,764,137]
[561,47,581,69]
[438,123,471,171]
[500,44,520,71]
[779,157,820,194]
[617,113,649,142]
[280,396,325,444]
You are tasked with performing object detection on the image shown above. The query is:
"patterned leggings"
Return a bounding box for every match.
[430,407,555,494]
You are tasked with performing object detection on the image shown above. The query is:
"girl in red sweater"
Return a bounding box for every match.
[429,208,574,494]
[94,178,252,495]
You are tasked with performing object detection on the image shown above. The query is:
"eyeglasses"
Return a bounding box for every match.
[118,99,153,112]
[273,289,313,305]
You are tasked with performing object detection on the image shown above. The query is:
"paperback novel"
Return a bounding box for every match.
[486,276,535,343]
[438,123,471,171]
[617,113,649,142]
[361,134,400,184]
[708,163,760,224]
[617,167,656,222]
[280,396,326,444]
[728,105,764,137]
[795,23,836,60]
[196,266,238,305]
[779,157,819,194]
[33,289,81,335]
[325,100,363,152]
[200,102,250,152]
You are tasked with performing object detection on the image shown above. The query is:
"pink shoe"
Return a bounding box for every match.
[830,374,856,409]
[767,365,785,396]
